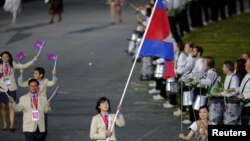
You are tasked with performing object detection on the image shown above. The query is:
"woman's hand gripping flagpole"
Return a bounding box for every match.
[48,86,59,102]
[106,1,158,140]
[53,56,58,71]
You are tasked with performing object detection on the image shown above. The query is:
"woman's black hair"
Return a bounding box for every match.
[0,51,13,68]
[95,97,111,113]
[28,78,39,86]
[199,105,209,112]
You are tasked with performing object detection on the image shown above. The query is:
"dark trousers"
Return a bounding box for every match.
[169,16,182,43]
[156,78,166,99]
[238,0,244,12]
[241,106,250,125]
[201,0,210,22]
[248,0,250,9]
[219,0,227,19]
[178,5,191,35]
[228,0,237,17]
[169,92,177,105]
[189,0,203,27]
[169,82,181,106]
[24,127,45,141]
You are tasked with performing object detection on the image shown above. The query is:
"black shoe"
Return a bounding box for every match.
[9,128,16,132]
[2,128,7,131]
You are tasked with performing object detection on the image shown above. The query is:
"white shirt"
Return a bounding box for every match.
[236,73,250,99]
[176,54,195,75]
[189,121,198,132]
[175,52,187,70]
[173,0,182,9]
[200,69,219,88]
[190,58,206,80]
[222,74,240,97]
[142,17,150,28]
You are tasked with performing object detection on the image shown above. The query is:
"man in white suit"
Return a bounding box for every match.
[9,79,50,141]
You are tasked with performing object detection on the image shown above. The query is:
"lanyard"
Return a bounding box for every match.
[100,114,109,130]
[3,63,11,77]
[30,96,38,110]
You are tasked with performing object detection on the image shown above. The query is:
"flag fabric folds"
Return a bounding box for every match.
[16,52,25,62]
[47,54,57,62]
[139,0,174,60]
[33,40,44,50]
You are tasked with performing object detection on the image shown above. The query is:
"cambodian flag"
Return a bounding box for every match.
[33,40,44,50]
[16,52,26,62]
[47,54,57,62]
[139,0,174,60]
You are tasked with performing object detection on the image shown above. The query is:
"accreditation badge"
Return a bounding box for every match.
[32,110,39,121]
[4,77,11,86]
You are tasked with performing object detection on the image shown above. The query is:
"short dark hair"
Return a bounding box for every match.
[145,7,152,17]
[236,59,246,73]
[95,97,111,113]
[199,105,209,112]
[205,56,215,69]
[224,60,235,72]
[176,41,184,52]
[34,67,45,79]
[194,46,204,56]
[28,79,39,86]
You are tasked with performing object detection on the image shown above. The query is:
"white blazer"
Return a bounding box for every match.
[90,114,125,141]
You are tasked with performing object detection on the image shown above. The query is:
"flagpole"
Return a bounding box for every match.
[53,56,58,70]
[48,86,59,101]
[37,41,44,57]
[4,91,10,97]
[107,0,159,139]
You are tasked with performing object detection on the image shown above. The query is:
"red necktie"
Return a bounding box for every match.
[33,96,38,109]
[103,115,108,130]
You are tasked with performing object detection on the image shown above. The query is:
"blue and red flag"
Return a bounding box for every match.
[47,54,57,62]
[16,52,26,62]
[139,0,174,60]
[33,40,44,50]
